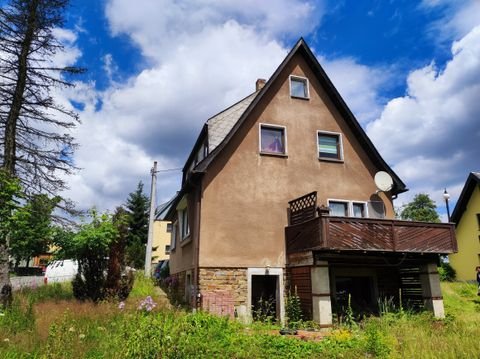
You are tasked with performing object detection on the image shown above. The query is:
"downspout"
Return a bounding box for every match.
[194,183,202,310]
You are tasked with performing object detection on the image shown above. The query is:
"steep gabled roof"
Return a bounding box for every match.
[451,172,480,225]
[193,38,407,195]
[155,195,177,221]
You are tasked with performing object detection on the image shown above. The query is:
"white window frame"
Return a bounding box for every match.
[179,208,190,240]
[317,130,344,162]
[259,123,288,156]
[289,75,310,99]
[170,220,178,251]
[328,199,369,218]
[328,199,350,217]
[352,201,369,218]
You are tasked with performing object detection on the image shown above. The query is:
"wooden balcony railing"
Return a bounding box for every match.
[285,216,457,255]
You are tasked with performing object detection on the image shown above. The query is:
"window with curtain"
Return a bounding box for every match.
[260,125,286,155]
[318,132,342,160]
[329,201,349,216]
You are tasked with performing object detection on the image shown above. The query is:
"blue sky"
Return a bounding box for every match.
[37,0,480,219]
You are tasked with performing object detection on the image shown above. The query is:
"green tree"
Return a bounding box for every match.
[71,210,117,302]
[125,182,149,268]
[400,193,441,223]
[104,206,134,300]
[10,194,60,267]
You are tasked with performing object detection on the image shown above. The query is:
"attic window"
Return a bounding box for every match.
[290,75,309,99]
[318,131,343,161]
[260,124,287,156]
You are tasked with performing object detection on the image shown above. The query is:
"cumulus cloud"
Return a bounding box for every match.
[105,0,323,61]
[56,0,330,211]
[367,25,480,206]
[422,0,480,42]
[319,56,392,125]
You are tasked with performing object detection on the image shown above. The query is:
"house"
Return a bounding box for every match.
[165,39,456,326]
[449,172,480,281]
[150,199,174,268]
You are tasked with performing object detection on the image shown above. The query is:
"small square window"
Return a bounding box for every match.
[352,202,367,218]
[290,76,309,98]
[260,124,286,155]
[166,223,173,233]
[318,132,343,160]
[165,245,170,255]
[329,201,349,216]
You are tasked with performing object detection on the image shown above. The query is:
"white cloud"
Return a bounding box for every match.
[367,25,480,207]
[55,1,328,211]
[319,56,392,125]
[105,0,323,61]
[422,0,480,42]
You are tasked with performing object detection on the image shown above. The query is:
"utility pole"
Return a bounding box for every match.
[145,161,157,277]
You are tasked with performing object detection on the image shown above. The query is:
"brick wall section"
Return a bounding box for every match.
[171,271,186,303]
[198,268,247,318]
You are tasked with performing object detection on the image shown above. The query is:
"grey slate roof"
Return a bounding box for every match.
[451,172,480,224]
[206,92,258,152]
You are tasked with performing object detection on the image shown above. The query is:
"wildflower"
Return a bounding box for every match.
[79,334,86,340]
[118,301,125,310]
[68,327,75,332]
[3,338,10,343]
[138,296,157,312]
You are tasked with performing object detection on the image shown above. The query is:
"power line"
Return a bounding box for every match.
[154,167,183,173]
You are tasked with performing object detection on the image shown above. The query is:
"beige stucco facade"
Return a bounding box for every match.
[165,40,442,323]
[197,53,393,269]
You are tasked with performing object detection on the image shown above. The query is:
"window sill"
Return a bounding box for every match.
[318,157,344,163]
[180,235,192,247]
[290,95,310,101]
[260,152,288,158]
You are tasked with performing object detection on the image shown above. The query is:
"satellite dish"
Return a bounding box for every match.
[374,171,393,192]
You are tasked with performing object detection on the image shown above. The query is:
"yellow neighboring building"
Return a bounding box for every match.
[152,219,171,264]
[449,172,480,281]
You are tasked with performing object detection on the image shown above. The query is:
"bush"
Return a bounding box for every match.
[285,289,303,328]
[439,262,456,281]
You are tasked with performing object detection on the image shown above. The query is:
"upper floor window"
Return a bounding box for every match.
[259,124,287,156]
[290,75,309,99]
[318,131,343,161]
[180,208,190,239]
[477,213,480,230]
[328,199,368,218]
[166,223,173,233]
[352,202,367,218]
[171,221,178,250]
[329,200,348,216]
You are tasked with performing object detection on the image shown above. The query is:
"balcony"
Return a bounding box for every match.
[285,192,457,255]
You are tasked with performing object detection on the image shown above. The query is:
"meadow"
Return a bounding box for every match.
[1,276,479,358]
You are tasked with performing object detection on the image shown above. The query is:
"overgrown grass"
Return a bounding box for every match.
[1,280,480,358]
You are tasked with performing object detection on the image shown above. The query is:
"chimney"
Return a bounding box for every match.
[255,78,266,91]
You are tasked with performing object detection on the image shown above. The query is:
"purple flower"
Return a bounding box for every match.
[118,301,125,310]
[138,296,157,312]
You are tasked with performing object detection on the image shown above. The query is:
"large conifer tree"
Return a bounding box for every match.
[124,182,149,268]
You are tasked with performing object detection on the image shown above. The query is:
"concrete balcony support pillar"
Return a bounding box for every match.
[419,262,445,318]
[311,261,332,328]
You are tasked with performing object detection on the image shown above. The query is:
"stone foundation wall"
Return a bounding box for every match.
[198,268,247,318]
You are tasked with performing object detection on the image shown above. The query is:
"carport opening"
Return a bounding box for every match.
[251,275,279,320]
[334,276,376,315]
